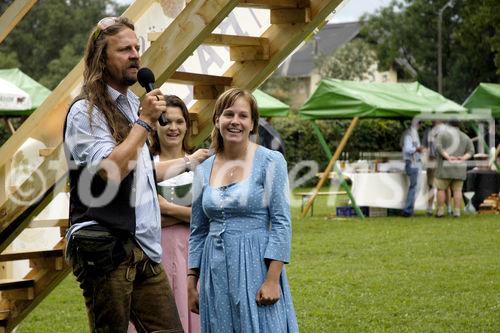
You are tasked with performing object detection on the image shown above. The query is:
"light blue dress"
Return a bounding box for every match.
[189,146,299,333]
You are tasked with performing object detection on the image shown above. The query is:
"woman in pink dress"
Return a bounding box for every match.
[128,95,204,333]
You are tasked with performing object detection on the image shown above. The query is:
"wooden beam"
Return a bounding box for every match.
[3,267,71,331]
[271,8,310,24]
[0,248,63,262]
[0,0,37,44]
[130,0,240,96]
[0,279,34,291]
[169,71,232,86]
[238,0,310,9]
[301,117,359,218]
[5,119,16,134]
[0,146,67,253]
[147,31,161,42]
[188,0,343,146]
[204,34,268,47]
[38,148,57,157]
[0,0,156,231]
[27,218,68,228]
[230,45,270,61]
[193,85,225,100]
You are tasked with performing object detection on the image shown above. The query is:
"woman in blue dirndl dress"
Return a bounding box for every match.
[187,88,298,333]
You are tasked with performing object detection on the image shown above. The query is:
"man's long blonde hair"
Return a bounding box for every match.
[81,17,135,143]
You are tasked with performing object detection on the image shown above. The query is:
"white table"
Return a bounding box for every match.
[344,172,429,210]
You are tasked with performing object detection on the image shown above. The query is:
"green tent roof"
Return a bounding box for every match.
[299,79,466,119]
[253,89,289,117]
[0,68,51,116]
[463,83,500,118]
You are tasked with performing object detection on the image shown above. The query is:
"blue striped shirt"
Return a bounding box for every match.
[65,86,162,263]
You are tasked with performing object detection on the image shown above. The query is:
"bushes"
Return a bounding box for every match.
[272,116,406,172]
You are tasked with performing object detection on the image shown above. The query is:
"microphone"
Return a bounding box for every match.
[137,67,167,126]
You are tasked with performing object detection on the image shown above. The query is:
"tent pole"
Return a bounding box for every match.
[311,121,333,159]
[471,122,499,171]
[310,121,363,218]
[302,118,364,219]
[2,117,16,134]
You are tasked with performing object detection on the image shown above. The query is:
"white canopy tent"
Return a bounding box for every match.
[0,77,32,111]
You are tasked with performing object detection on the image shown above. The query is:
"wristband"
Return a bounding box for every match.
[135,119,153,132]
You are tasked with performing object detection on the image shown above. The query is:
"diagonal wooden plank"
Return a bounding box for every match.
[0,0,156,227]
[170,71,233,86]
[238,0,310,9]
[0,0,37,44]
[130,0,241,96]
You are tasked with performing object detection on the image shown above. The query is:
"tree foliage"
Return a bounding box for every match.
[360,0,500,102]
[316,38,377,81]
[0,0,123,89]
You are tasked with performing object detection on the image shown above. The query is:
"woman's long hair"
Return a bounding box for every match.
[150,95,192,155]
[210,88,259,153]
[81,17,135,144]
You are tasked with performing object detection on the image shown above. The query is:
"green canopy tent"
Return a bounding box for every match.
[463,83,500,168]
[463,83,500,119]
[0,68,51,134]
[300,79,466,119]
[299,79,468,218]
[252,89,289,117]
[252,89,289,154]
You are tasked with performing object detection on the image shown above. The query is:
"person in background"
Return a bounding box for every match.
[434,119,475,217]
[422,120,452,215]
[401,120,423,217]
[187,88,299,332]
[257,117,286,155]
[151,95,203,333]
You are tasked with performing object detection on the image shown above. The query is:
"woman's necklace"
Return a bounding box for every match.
[222,144,249,179]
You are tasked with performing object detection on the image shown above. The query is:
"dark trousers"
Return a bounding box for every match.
[74,243,183,333]
[403,160,420,216]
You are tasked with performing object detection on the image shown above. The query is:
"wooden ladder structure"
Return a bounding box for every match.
[0,0,342,331]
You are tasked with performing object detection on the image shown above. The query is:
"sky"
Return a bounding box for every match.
[115,0,393,23]
[332,0,393,23]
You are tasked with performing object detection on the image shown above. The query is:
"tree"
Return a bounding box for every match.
[0,0,123,89]
[0,0,126,145]
[360,0,500,102]
[316,38,377,81]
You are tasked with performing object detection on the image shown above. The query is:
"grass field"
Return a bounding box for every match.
[16,194,500,332]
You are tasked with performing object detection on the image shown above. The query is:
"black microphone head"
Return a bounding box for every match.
[137,67,155,89]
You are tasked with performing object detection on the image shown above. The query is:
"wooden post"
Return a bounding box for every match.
[301,117,360,218]
[0,0,37,44]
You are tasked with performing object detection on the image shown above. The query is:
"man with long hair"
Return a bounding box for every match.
[63,17,206,332]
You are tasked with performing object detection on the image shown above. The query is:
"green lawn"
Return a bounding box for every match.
[17,195,500,332]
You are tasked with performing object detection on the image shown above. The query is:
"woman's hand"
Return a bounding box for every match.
[256,280,281,306]
[188,149,211,165]
[161,215,182,227]
[187,274,200,314]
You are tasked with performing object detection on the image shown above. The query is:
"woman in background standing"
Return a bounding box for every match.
[129,95,206,333]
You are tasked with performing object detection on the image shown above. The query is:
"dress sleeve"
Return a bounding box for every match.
[188,165,210,269]
[263,151,291,264]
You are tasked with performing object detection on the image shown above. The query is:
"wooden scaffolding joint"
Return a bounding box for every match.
[271,8,311,24]
[193,85,225,100]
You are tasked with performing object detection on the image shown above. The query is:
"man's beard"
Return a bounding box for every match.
[123,74,137,86]
[123,61,139,86]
